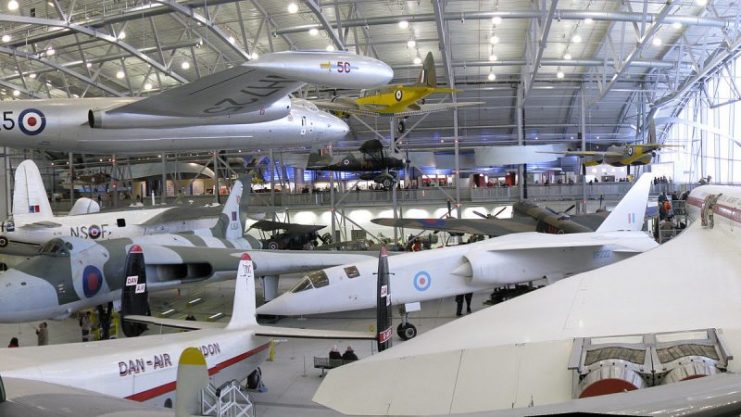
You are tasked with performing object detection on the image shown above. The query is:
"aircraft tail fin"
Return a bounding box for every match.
[225,253,258,330]
[12,160,53,221]
[376,246,393,352]
[120,244,151,337]
[416,52,436,88]
[210,176,251,240]
[595,173,654,233]
[175,347,210,417]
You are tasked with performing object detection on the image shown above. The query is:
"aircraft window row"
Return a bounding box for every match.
[344,266,360,279]
[290,270,329,293]
[38,238,70,256]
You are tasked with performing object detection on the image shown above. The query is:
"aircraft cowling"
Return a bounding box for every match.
[458,251,564,286]
[630,153,654,166]
[88,96,291,129]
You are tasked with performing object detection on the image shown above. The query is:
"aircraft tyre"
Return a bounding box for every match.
[382,177,393,188]
[397,323,417,340]
[247,367,263,390]
[397,120,405,134]
[266,240,280,250]
[0,236,7,247]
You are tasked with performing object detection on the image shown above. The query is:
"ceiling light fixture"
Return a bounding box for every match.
[117,30,126,40]
[556,69,565,79]
[398,20,409,29]
[488,53,498,62]
[407,39,416,48]
[181,61,190,70]
[326,44,335,51]
[563,53,572,60]
[413,55,422,65]
[695,0,708,6]
[46,46,55,56]
[491,16,502,25]
[309,28,319,36]
[115,70,125,79]
[287,2,298,13]
[652,37,662,46]
[584,17,594,24]
[28,73,36,79]
[144,82,153,91]
[489,34,500,44]
[672,21,682,29]
[12,89,19,97]
[487,72,496,81]
[86,62,92,68]
[1,34,10,43]
[7,0,18,11]
[227,36,235,44]
[572,34,582,43]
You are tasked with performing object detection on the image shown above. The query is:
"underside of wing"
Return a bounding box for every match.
[19,221,62,229]
[391,102,483,117]
[248,219,325,234]
[139,206,222,226]
[371,218,535,236]
[107,65,299,118]
[122,315,223,330]
[255,327,375,340]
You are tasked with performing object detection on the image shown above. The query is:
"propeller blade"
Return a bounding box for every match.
[473,210,490,219]
[563,204,575,214]
[492,207,507,218]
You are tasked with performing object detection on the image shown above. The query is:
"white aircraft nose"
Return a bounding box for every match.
[0,269,61,322]
[257,292,304,316]
[327,116,349,140]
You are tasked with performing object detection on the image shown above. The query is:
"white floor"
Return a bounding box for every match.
[0,274,490,416]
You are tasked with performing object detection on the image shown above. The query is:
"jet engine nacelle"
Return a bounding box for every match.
[461,251,564,286]
[89,96,292,129]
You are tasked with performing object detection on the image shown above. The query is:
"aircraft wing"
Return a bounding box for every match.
[124,315,374,339]
[254,327,375,340]
[139,205,221,226]
[18,220,62,229]
[538,150,625,158]
[371,217,536,236]
[313,99,361,114]
[248,219,325,234]
[315,197,741,415]
[122,315,223,330]
[393,101,484,117]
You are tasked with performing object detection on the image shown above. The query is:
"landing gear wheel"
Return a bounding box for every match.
[397,323,417,340]
[397,120,405,134]
[382,177,393,188]
[0,236,7,247]
[266,240,280,250]
[247,367,263,390]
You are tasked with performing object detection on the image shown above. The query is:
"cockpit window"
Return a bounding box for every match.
[344,266,360,279]
[38,238,70,257]
[290,270,329,293]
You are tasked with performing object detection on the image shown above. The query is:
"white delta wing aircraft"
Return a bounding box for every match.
[0,177,376,322]
[0,160,223,258]
[0,51,392,153]
[258,173,658,339]
[315,185,741,416]
[0,247,374,407]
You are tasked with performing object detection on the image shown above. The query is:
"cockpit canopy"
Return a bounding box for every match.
[37,237,97,256]
[291,270,329,293]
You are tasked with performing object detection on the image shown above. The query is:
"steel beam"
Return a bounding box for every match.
[303,0,345,50]
[522,0,559,104]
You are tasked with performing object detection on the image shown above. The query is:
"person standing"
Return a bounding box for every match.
[464,293,473,314]
[79,312,92,342]
[36,322,48,345]
[455,294,464,317]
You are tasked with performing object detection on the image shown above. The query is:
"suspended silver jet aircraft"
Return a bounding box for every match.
[0,51,393,153]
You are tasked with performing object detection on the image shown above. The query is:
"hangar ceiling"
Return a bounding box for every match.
[0,0,738,153]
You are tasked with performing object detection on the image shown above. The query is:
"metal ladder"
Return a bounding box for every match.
[201,381,254,417]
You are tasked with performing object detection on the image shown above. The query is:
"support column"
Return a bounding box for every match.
[213,151,221,205]
[111,154,118,208]
[269,149,276,220]
[453,108,461,219]
[294,168,304,192]
[68,153,74,205]
[516,85,525,200]
[1,147,9,219]
[580,85,587,212]
[160,153,167,205]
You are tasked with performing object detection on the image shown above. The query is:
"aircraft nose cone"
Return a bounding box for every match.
[257,293,297,316]
[327,116,349,140]
[0,269,60,323]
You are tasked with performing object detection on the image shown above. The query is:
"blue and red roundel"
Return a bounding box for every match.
[88,225,101,239]
[18,108,46,136]
[82,265,103,298]
[413,271,431,291]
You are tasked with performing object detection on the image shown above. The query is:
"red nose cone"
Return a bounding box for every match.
[380,245,388,257]
[130,244,143,254]
[240,252,252,261]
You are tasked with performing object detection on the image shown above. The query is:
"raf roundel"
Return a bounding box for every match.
[413,271,431,291]
[82,265,104,298]
[88,225,101,239]
[18,108,46,136]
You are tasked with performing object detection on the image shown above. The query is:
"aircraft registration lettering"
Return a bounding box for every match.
[70,224,109,239]
[592,249,612,260]
[200,342,221,357]
[118,353,173,377]
[125,276,138,286]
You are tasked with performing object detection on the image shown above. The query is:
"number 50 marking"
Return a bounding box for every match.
[336,61,351,73]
